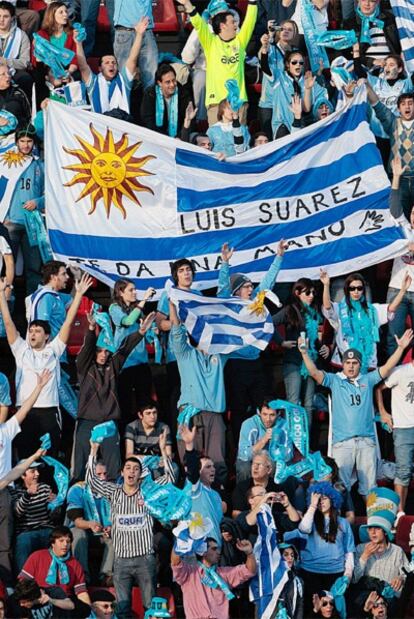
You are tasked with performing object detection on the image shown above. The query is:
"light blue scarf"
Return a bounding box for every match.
[301,304,320,378]
[338,297,380,373]
[46,550,70,585]
[92,303,117,353]
[155,85,178,138]
[316,30,357,50]
[23,209,53,263]
[198,562,235,600]
[301,0,329,72]
[42,456,69,511]
[33,33,75,79]
[356,6,384,44]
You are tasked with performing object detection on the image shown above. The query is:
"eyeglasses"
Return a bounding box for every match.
[348,285,364,291]
[290,60,304,65]
[95,603,115,609]
[373,602,386,608]
[321,601,334,607]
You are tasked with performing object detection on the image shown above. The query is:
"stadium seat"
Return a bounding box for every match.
[97,4,110,33]
[153,0,180,33]
[395,515,414,554]
[237,0,248,16]
[28,0,47,10]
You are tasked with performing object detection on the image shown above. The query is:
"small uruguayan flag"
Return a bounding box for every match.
[169,287,274,355]
[249,505,289,619]
[390,0,414,74]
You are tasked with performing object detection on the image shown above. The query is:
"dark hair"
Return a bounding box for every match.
[170,258,195,286]
[343,272,369,314]
[211,11,233,35]
[155,63,176,83]
[397,92,414,108]
[284,50,304,71]
[41,260,66,285]
[49,525,73,547]
[13,579,41,603]
[195,536,217,560]
[251,131,269,148]
[112,278,138,313]
[276,18,298,40]
[314,506,339,543]
[191,132,209,146]
[28,319,51,336]
[385,54,405,77]
[283,278,319,330]
[0,1,15,17]
[259,396,280,412]
[137,400,158,416]
[98,54,117,67]
[123,456,142,469]
[322,456,339,482]
[41,1,72,35]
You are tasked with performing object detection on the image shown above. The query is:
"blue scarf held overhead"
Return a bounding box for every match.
[72,22,86,42]
[33,33,75,79]
[155,85,178,138]
[46,550,70,585]
[225,79,244,111]
[92,303,116,353]
[356,6,384,44]
[40,433,51,451]
[23,209,53,263]
[90,420,117,444]
[198,562,235,600]
[330,576,349,619]
[301,0,329,73]
[316,30,357,49]
[176,404,201,439]
[141,474,192,526]
[42,456,69,511]
[338,297,380,372]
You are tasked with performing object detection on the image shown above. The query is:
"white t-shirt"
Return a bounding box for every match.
[0,416,20,478]
[11,335,66,407]
[323,301,390,368]
[385,363,414,428]
[389,218,414,291]
[0,235,12,274]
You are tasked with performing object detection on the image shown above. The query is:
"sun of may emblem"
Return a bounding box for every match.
[63,123,156,218]
[0,150,28,168]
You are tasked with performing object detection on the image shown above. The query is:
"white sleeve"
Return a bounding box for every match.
[0,237,11,255]
[384,366,400,389]
[50,337,67,358]
[344,551,354,579]
[181,29,201,65]
[322,301,340,330]
[10,336,27,364]
[4,416,21,441]
[373,302,391,325]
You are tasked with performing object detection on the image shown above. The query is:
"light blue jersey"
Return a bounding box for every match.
[5,159,44,225]
[113,0,154,28]
[271,73,327,136]
[322,369,382,444]
[0,373,11,406]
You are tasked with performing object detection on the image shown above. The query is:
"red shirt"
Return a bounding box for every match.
[31,29,78,68]
[19,550,87,597]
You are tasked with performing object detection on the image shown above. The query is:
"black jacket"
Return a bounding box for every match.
[140,83,193,139]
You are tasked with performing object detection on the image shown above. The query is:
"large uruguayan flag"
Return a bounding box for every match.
[169,287,274,354]
[45,89,407,298]
[390,0,414,74]
[250,504,288,619]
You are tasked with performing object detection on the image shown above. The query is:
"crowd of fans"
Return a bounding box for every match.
[0,0,414,617]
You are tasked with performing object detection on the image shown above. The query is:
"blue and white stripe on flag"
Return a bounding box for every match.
[390,0,414,73]
[45,88,407,299]
[169,287,274,355]
[249,504,289,619]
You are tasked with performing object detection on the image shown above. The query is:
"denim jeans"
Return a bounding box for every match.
[400,175,414,222]
[3,221,42,294]
[78,0,115,56]
[114,554,156,618]
[114,29,158,89]
[14,528,52,574]
[393,427,414,486]
[332,436,377,496]
[387,288,414,354]
[283,363,315,428]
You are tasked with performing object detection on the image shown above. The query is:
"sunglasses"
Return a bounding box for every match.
[302,289,315,296]
[95,603,114,609]
[290,60,304,65]
[348,285,364,291]
[321,601,334,607]
[373,602,386,608]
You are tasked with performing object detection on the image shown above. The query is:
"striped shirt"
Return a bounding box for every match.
[85,455,175,558]
[365,26,391,60]
[11,483,53,534]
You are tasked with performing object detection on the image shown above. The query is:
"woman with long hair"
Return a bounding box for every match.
[109,279,156,423]
[32,1,78,75]
[273,278,329,427]
[258,19,299,139]
[207,98,250,157]
[320,270,410,372]
[285,482,354,613]
[312,591,341,618]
